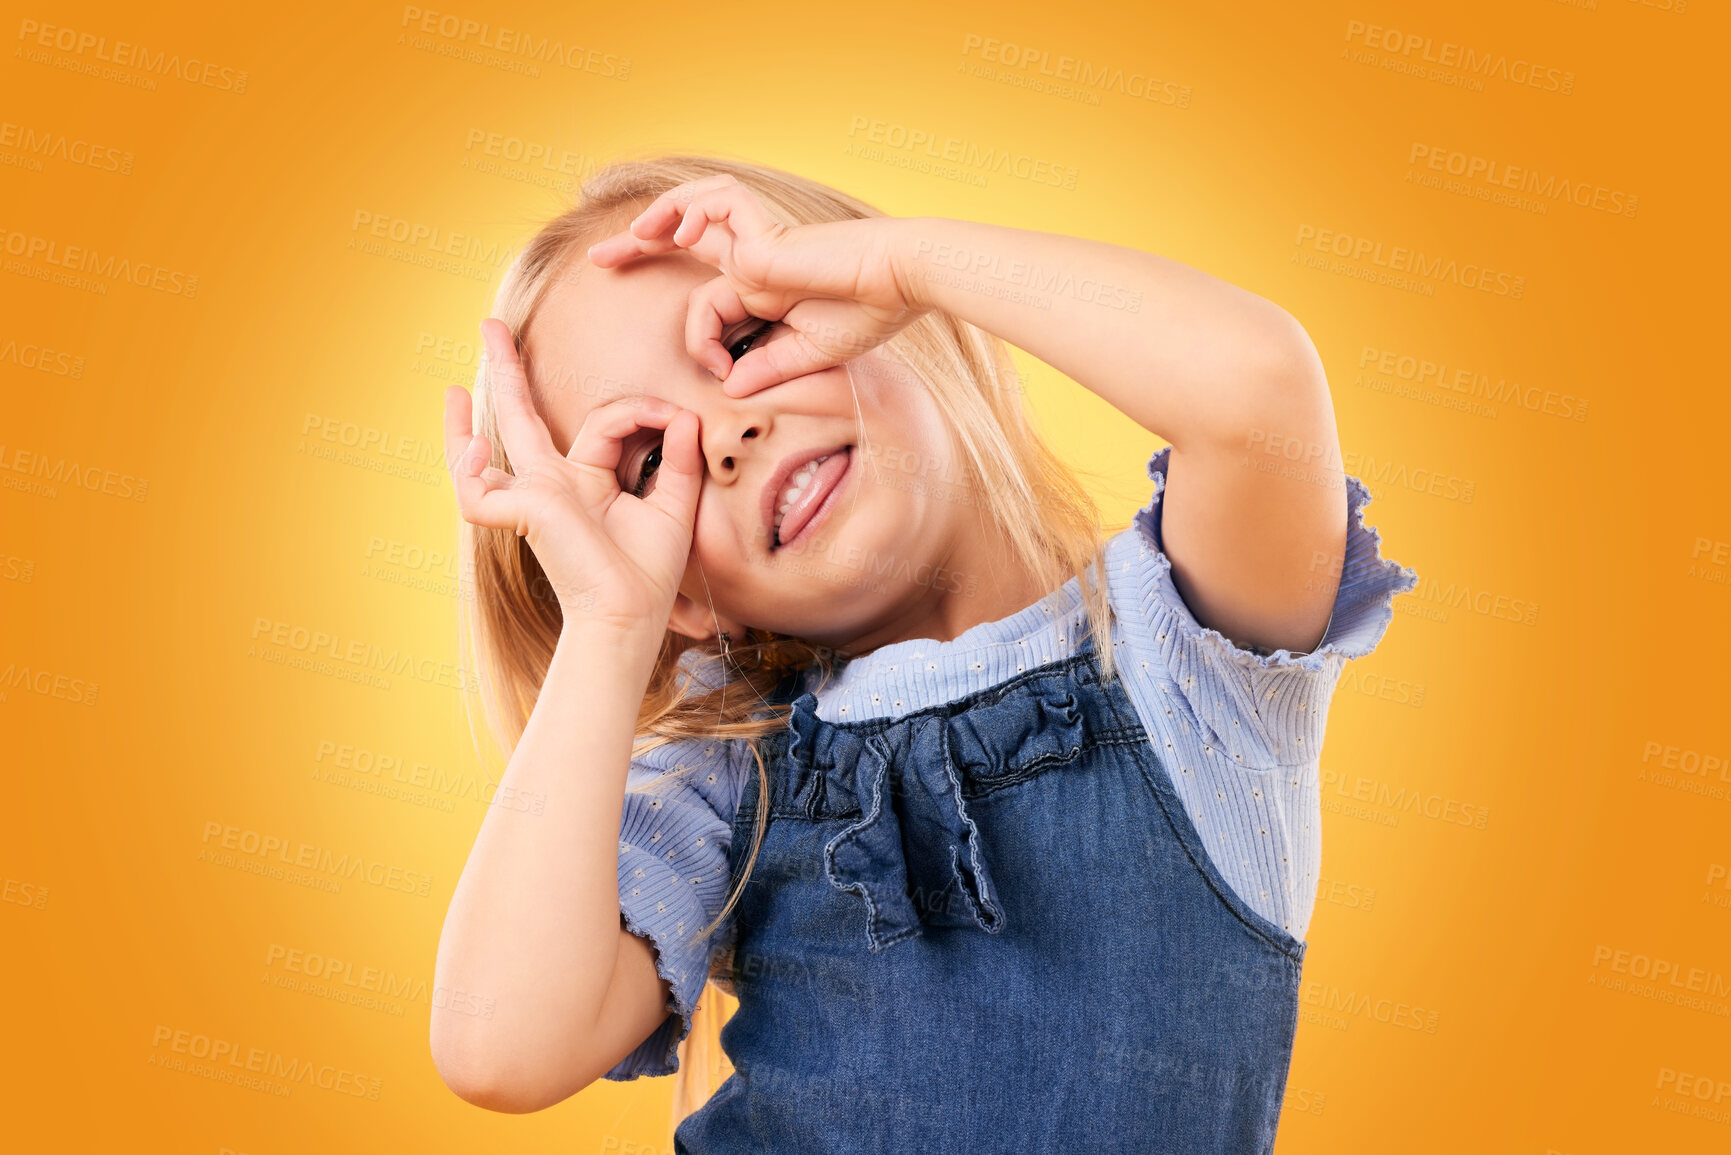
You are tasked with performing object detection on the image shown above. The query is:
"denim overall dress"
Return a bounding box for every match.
[675,639,1306,1154]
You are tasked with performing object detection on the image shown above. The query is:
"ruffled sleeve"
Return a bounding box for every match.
[1104,446,1419,770]
[602,653,752,1081]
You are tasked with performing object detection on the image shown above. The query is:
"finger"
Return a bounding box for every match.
[634,174,739,240]
[641,409,703,530]
[479,319,559,466]
[672,185,777,253]
[630,196,692,242]
[723,332,832,398]
[442,385,475,475]
[722,303,859,397]
[446,432,522,530]
[656,185,788,280]
[566,393,681,477]
[442,387,495,514]
[585,225,684,268]
[587,175,739,267]
[686,275,754,380]
[586,202,739,269]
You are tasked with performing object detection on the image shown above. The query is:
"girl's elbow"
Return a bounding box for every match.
[430,1028,512,1110]
[430,1024,605,1113]
[432,1048,589,1114]
[1255,305,1328,396]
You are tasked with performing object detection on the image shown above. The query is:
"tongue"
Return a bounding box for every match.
[778,449,850,547]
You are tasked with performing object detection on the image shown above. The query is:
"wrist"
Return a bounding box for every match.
[882,216,940,313]
[557,615,666,675]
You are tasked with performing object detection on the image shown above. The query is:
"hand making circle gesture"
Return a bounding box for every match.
[585,173,930,397]
[442,320,702,632]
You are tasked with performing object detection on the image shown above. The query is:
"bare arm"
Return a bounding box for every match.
[588,187,1342,656]
[430,621,675,1112]
[886,217,1344,656]
[430,315,708,1112]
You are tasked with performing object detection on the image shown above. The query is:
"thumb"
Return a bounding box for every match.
[724,327,837,398]
[643,409,703,529]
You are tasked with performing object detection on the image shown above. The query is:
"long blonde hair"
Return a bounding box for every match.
[456,151,1119,1136]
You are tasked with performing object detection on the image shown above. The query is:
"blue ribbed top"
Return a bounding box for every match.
[605,445,1419,1079]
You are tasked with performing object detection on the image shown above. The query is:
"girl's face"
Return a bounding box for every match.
[521,248,990,654]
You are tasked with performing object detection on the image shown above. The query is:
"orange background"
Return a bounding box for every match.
[4,2,1728,1152]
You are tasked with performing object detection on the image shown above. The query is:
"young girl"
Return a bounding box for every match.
[430,154,1417,1153]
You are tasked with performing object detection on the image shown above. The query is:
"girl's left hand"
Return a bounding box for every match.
[585,174,928,396]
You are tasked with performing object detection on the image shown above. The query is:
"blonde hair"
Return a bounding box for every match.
[456,151,1119,1137]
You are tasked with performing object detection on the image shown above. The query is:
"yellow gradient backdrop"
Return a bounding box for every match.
[3,2,1727,1152]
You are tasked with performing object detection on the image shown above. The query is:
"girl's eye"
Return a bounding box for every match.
[630,440,663,499]
[626,320,769,498]
[726,320,773,363]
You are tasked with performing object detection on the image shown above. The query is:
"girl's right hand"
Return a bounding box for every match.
[443,319,704,635]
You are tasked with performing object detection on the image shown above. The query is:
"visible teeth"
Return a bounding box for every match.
[773,454,833,542]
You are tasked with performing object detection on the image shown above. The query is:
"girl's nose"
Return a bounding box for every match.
[720,424,754,471]
[711,417,763,475]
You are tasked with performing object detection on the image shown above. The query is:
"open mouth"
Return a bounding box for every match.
[768,445,855,551]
